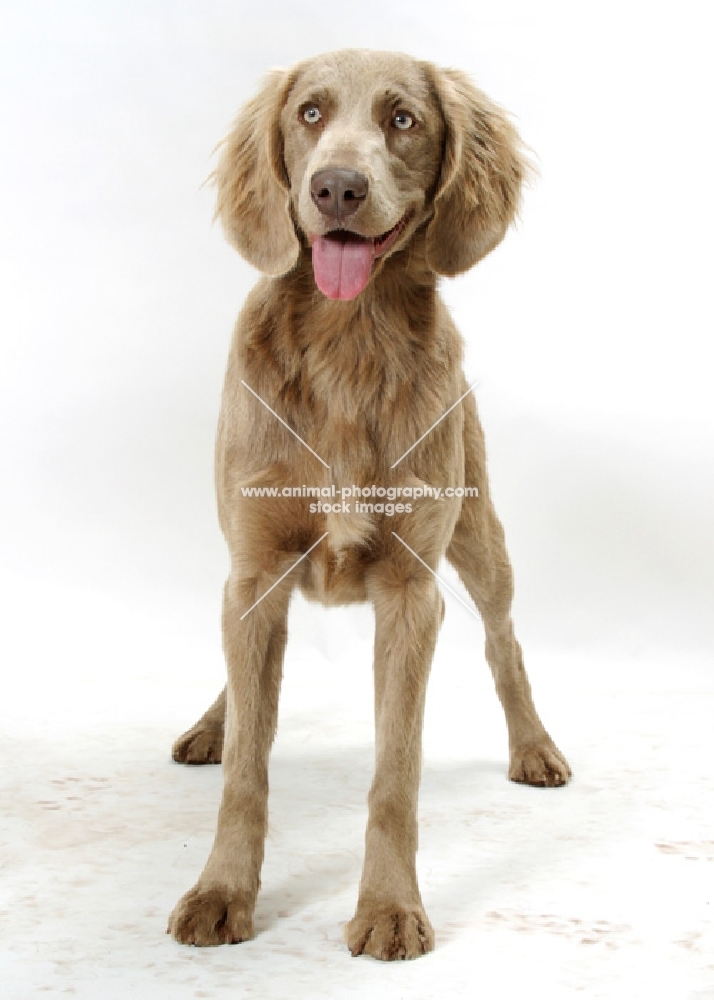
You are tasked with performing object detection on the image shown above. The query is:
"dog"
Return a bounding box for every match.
[168,48,571,961]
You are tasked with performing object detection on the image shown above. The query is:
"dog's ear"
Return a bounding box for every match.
[214,69,299,276]
[424,66,529,276]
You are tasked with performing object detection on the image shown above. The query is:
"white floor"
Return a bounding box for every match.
[2,580,713,999]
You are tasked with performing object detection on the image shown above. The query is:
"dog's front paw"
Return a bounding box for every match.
[345,899,434,960]
[168,886,254,946]
[172,723,224,765]
[509,736,571,787]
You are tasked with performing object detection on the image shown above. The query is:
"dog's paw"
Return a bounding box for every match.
[167,886,254,946]
[509,736,571,787]
[345,900,435,960]
[172,723,224,765]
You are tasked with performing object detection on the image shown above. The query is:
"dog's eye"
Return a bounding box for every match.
[392,112,414,130]
[303,105,322,125]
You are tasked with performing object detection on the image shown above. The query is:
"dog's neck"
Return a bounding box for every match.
[239,224,460,439]
[241,224,458,418]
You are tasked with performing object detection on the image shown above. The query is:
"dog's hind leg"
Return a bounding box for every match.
[447,393,571,787]
[172,687,226,765]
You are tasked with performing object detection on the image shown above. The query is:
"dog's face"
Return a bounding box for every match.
[280,51,444,299]
[215,49,527,300]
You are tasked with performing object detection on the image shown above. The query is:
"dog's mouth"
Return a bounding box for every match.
[311,213,410,301]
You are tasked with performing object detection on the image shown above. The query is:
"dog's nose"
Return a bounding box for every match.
[310,168,368,220]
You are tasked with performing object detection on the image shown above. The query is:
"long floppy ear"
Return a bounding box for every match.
[214,69,299,276]
[424,66,530,276]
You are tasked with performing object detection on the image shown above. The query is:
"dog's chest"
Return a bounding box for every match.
[296,341,441,473]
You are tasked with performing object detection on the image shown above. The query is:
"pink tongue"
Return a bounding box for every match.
[312,236,374,300]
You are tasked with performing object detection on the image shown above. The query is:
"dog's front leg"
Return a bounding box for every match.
[345,558,442,960]
[168,568,291,946]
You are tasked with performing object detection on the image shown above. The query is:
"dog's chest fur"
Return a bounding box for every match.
[226,258,465,598]
[247,254,462,470]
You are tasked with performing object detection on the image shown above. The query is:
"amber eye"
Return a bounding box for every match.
[392,111,414,130]
[303,105,322,125]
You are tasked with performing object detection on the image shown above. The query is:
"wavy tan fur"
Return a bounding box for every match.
[168,48,570,961]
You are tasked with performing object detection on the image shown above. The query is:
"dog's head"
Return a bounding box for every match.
[215,49,528,300]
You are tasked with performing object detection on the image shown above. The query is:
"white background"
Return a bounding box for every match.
[1,2,713,997]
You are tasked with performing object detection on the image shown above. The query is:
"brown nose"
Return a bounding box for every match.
[310,168,368,220]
